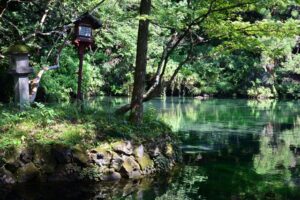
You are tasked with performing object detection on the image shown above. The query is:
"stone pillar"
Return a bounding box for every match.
[7,44,33,109]
[14,76,30,107]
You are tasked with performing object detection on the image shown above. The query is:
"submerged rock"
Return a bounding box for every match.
[101,171,121,181]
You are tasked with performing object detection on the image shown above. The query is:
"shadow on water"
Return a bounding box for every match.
[2,98,300,199]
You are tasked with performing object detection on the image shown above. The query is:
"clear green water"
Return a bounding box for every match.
[2,98,300,200]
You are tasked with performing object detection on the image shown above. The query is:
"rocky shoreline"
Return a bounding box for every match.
[0,136,181,185]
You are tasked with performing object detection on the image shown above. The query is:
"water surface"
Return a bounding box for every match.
[2,98,300,200]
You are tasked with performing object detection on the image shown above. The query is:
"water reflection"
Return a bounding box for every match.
[148,98,300,199]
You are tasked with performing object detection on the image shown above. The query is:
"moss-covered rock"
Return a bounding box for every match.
[6,44,30,54]
[3,148,22,166]
[112,141,133,155]
[111,152,124,171]
[121,155,141,179]
[153,155,171,172]
[89,147,112,167]
[165,143,174,158]
[72,145,89,166]
[0,134,179,184]
[136,153,154,171]
[20,148,34,164]
[32,145,56,175]
[134,145,154,171]
[16,162,39,183]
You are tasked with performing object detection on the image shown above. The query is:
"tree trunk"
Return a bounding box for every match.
[129,0,151,124]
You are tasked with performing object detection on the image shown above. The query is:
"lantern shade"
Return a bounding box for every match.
[73,13,102,45]
[75,13,102,29]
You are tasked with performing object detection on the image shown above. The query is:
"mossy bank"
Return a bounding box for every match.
[0,103,181,185]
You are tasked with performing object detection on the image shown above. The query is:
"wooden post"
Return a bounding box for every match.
[77,45,84,101]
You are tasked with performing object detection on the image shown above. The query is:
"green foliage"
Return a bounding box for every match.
[0,101,172,151]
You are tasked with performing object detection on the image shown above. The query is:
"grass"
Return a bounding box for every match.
[0,102,173,152]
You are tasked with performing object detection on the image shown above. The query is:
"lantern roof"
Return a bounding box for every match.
[6,44,30,55]
[74,13,102,29]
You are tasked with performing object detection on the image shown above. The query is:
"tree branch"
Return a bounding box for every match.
[23,30,65,41]
[116,0,259,114]
[29,31,72,103]
[0,0,11,18]
[90,0,106,14]
[38,0,55,30]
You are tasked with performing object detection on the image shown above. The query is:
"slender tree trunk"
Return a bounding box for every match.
[129,0,151,124]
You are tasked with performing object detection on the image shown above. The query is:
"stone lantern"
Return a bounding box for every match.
[7,44,33,108]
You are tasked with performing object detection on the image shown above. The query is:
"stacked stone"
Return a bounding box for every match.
[0,139,180,185]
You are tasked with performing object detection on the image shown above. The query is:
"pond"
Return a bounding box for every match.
[2,98,300,200]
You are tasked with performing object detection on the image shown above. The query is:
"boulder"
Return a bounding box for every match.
[4,161,21,173]
[89,148,112,167]
[148,146,161,158]
[33,146,56,175]
[128,170,142,179]
[121,155,142,179]
[136,154,154,171]
[134,145,144,158]
[134,145,154,171]
[3,148,22,173]
[51,144,72,164]
[164,143,174,158]
[72,145,89,166]
[110,152,124,171]
[16,162,39,183]
[20,148,34,164]
[112,141,133,155]
[101,170,122,181]
[153,155,170,172]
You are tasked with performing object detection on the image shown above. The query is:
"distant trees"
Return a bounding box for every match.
[1,0,300,121]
